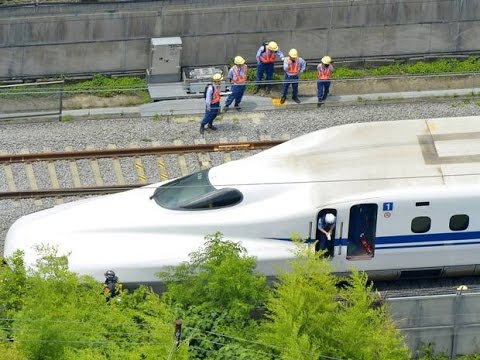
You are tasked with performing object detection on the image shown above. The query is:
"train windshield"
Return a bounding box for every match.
[151,169,243,210]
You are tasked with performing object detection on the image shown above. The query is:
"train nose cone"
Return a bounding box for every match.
[4,216,32,260]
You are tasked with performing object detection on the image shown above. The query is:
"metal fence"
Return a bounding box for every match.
[388,290,480,359]
[0,80,64,121]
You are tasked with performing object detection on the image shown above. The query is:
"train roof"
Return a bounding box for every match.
[210,116,480,204]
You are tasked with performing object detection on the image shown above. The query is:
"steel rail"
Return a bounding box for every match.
[0,185,144,200]
[0,140,284,163]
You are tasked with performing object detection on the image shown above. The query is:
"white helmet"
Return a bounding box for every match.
[325,213,336,224]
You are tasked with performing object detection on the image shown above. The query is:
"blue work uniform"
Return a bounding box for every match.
[317,63,334,101]
[255,46,284,86]
[281,57,306,99]
[225,64,247,108]
[200,84,221,127]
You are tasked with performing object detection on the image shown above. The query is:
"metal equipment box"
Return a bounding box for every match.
[147,37,182,83]
[183,66,229,93]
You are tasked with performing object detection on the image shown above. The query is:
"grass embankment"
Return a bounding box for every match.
[1,57,479,109]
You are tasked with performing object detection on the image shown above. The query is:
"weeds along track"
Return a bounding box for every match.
[0,139,284,202]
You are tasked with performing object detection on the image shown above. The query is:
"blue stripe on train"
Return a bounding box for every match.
[264,230,480,249]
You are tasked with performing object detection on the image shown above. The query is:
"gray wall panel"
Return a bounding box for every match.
[382,24,430,55]
[330,1,368,28]
[125,13,157,38]
[124,40,150,72]
[0,0,480,78]
[388,294,480,357]
[0,48,23,77]
[458,0,480,21]
[292,6,327,30]
[429,23,458,53]
[328,28,364,58]
[361,26,385,56]
[0,22,27,47]
[404,328,452,356]
[421,0,454,23]
[457,326,480,355]
[457,22,480,52]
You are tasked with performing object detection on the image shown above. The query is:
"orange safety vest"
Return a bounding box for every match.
[210,84,221,104]
[318,64,332,80]
[259,48,276,64]
[287,59,300,75]
[232,65,247,84]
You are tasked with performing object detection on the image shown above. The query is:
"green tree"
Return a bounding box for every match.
[259,240,410,360]
[0,247,188,360]
[158,232,269,359]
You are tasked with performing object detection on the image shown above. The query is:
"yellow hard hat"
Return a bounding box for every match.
[322,56,332,65]
[234,56,245,65]
[212,73,224,82]
[289,48,298,58]
[267,41,279,52]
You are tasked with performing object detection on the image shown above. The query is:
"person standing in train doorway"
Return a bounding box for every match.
[317,213,336,257]
[280,49,306,104]
[200,73,223,135]
[254,41,284,94]
[317,56,334,107]
[224,56,247,112]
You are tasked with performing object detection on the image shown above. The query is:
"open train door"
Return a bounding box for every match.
[315,208,338,258]
[346,203,378,260]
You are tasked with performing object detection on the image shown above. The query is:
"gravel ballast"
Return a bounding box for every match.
[1,100,480,250]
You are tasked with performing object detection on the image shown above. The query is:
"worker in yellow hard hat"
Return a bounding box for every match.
[224,55,247,112]
[200,73,223,135]
[254,41,285,94]
[280,48,306,105]
[317,55,334,107]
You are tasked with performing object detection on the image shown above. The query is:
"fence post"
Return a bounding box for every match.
[451,285,467,359]
[58,80,64,122]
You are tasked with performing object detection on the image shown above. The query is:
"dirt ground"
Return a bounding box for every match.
[1,74,479,114]
[63,94,146,109]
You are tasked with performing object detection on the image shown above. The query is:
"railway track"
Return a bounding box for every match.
[0,139,285,201]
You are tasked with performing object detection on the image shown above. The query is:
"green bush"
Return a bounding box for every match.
[66,75,147,98]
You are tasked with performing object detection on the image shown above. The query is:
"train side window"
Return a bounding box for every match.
[411,216,431,233]
[450,214,469,231]
[347,204,377,260]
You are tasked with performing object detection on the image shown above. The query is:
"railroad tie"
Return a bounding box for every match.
[107,144,126,186]
[130,143,147,184]
[173,140,189,177]
[86,145,104,187]
[219,138,232,163]
[21,149,42,207]
[152,141,169,181]
[44,147,63,205]
[65,146,82,188]
[0,150,19,207]
[194,139,211,169]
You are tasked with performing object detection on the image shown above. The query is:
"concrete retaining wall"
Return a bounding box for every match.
[388,293,480,357]
[1,0,480,79]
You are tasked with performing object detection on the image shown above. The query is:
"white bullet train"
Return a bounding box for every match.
[4,115,480,285]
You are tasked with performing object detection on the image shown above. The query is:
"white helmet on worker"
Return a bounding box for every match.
[289,48,298,58]
[322,56,332,65]
[325,213,336,224]
[212,73,224,82]
[267,41,279,52]
[234,56,245,65]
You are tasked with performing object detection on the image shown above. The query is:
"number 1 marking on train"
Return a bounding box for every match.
[383,202,393,211]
